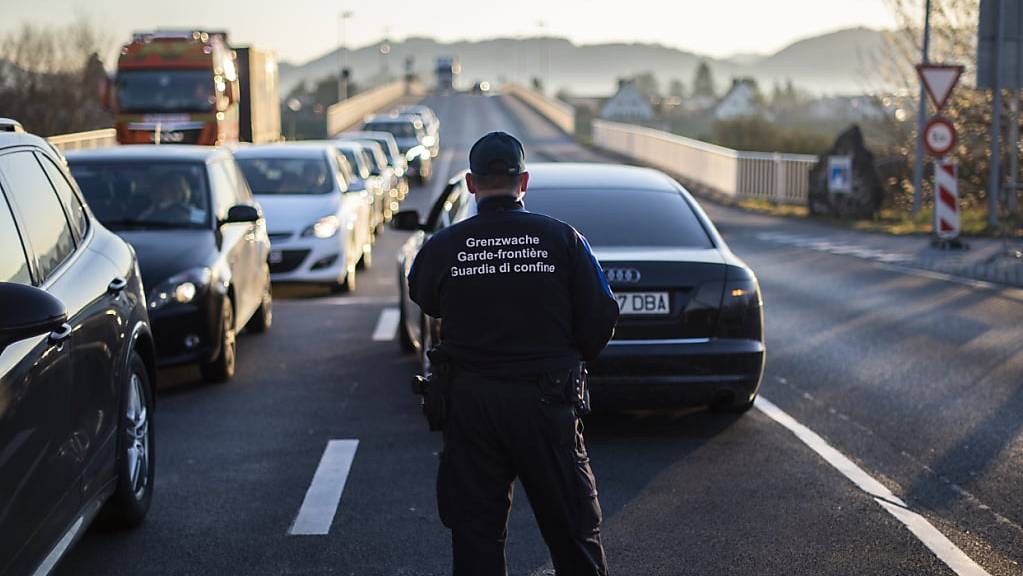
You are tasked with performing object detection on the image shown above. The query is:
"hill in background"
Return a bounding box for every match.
[279,27,891,98]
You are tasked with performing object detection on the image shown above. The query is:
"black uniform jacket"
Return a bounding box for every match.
[408,195,620,376]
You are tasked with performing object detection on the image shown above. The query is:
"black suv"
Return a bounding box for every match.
[0,120,157,575]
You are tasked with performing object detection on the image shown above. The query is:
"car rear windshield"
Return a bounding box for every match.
[525,187,714,248]
[236,157,333,195]
[69,161,211,230]
[363,122,417,138]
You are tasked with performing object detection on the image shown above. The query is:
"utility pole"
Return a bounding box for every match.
[911,0,931,214]
[1010,4,1022,214]
[989,0,1006,228]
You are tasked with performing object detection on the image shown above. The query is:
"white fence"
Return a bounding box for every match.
[327,81,421,136]
[593,120,816,204]
[47,128,117,152]
[503,83,575,135]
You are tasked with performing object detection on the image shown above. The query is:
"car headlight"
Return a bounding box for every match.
[302,215,340,239]
[149,267,211,311]
[405,146,428,162]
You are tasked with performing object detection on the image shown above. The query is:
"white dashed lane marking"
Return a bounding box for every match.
[756,232,914,263]
[371,308,401,341]
[755,397,991,576]
[289,439,359,536]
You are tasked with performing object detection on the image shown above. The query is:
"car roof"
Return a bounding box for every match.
[525,163,679,192]
[66,145,228,163]
[0,131,59,154]
[231,142,335,159]
[341,131,397,142]
[363,114,422,127]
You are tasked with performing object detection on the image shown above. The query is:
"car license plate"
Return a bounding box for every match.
[616,292,670,315]
[269,250,283,264]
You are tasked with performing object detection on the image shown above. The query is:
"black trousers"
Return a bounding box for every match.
[437,369,608,576]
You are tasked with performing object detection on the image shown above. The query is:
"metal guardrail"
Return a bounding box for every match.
[503,84,575,135]
[593,120,816,204]
[326,81,421,136]
[47,128,117,152]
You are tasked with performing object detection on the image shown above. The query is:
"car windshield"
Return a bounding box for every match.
[236,156,333,195]
[115,70,215,113]
[336,149,365,176]
[524,188,714,248]
[70,161,211,230]
[363,121,417,138]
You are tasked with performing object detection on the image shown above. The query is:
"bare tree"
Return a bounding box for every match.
[880,0,997,218]
[0,18,112,136]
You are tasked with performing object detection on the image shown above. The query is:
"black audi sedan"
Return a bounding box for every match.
[67,146,272,382]
[0,121,156,575]
[394,163,764,413]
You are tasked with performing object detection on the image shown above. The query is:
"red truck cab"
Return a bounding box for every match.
[108,30,239,145]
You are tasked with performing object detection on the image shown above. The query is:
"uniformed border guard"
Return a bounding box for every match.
[409,131,619,575]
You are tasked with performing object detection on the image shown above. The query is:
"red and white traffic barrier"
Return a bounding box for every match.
[934,159,959,240]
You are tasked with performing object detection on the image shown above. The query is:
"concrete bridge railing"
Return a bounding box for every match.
[327,81,422,136]
[503,84,575,136]
[48,128,117,153]
[593,120,816,205]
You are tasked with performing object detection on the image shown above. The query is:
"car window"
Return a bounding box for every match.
[209,162,238,217]
[237,156,334,195]
[334,152,355,185]
[429,180,468,232]
[38,153,89,241]
[226,159,254,203]
[69,161,211,230]
[525,187,714,248]
[0,193,32,285]
[337,148,370,180]
[0,151,76,282]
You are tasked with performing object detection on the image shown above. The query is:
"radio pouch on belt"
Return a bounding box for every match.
[411,347,453,431]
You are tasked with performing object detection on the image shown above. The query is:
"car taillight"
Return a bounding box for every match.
[716,273,763,340]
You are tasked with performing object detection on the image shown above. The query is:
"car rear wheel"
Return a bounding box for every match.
[246,268,272,333]
[101,351,154,528]
[201,297,236,383]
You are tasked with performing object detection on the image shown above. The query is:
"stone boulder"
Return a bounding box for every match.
[807,125,885,219]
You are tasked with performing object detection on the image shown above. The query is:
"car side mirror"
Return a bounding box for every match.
[391,209,424,231]
[0,283,68,352]
[223,204,261,224]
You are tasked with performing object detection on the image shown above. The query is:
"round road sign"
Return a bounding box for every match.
[924,116,956,157]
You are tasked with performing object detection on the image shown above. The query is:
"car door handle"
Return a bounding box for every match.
[108,277,128,294]
[49,323,72,345]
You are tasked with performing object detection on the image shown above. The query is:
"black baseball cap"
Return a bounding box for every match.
[469,131,526,176]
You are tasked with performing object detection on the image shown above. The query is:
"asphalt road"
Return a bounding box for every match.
[57,93,1022,576]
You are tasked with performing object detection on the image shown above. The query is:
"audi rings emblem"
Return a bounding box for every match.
[603,268,641,283]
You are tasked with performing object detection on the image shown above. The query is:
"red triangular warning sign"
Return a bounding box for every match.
[916,64,964,111]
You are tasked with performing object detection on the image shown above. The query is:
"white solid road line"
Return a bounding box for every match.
[289,439,359,536]
[755,397,991,576]
[372,308,401,341]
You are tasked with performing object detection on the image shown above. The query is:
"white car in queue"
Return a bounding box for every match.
[233,143,373,293]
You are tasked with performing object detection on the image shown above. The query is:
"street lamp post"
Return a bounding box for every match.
[337,11,353,102]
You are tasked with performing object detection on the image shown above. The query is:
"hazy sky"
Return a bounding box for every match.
[0,0,899,64]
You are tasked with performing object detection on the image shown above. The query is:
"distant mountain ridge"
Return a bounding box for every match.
[279,27,891,97]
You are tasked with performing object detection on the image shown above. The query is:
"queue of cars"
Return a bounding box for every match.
[0,105,437,575]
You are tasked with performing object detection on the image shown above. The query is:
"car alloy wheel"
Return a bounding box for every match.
[125,371,150,498]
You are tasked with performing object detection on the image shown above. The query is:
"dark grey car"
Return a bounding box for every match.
[0,122,157,575]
